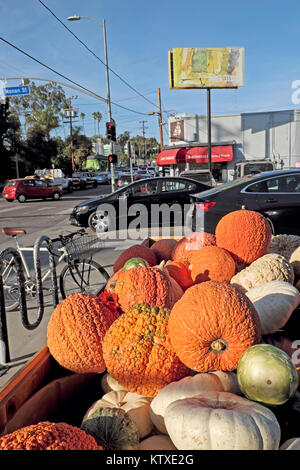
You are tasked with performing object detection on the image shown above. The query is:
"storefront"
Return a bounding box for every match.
[156,147,187,176]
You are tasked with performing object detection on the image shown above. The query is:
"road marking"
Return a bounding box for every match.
[0,205,22,214]
[36,206,56,211]
[56,209,72,215]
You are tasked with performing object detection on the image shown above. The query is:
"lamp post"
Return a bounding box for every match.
[67,15,115,190]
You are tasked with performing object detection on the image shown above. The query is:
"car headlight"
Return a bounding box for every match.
[77,205,89,213]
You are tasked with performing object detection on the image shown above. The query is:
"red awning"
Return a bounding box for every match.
[156,147,187,165]
[186,145,233,163]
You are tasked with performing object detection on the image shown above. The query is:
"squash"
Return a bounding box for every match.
[164,260,194,291]
[172,231,216,262]
[230,253,295,294]
[101,373,126,394]
[215,209,272,265]
[81,407,140,450]
[122,257,149,271]
[280,438,300,450]
[150,371,240,434]
[105,269,123,293]
[290,246,300,277]
[164,391,281,450]
[245,280,300,334]
[114,266,183,311]
[168,281,261,373]
[139,435,177,450]
[113,244,157,273]
[237,344,298,406]
[150,238,178,263]
[82,390,152,438]
[102,303,190,397]
[189,245,236,284]
[0,421,102,450]
[47,293,120,374]
[267,234,300,261]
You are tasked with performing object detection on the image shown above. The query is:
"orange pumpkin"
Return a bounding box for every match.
[215,210,272,265]
[168,281,261,372]
[172,232,216,263]
[102,303,190,397]
[114,266,183,312]
[105,268,122,293]
[150,239,178,263]
[189,246,236,284]
[164,260,194,291]
[113,245,157,273]
[47,293,120,374]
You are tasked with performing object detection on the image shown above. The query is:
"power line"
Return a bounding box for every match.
[0,37,149,116]
[37,0,160,111]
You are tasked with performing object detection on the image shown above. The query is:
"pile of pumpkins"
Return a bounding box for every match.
[3,209,300,451]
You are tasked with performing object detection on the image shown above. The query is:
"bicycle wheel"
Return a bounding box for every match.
[1,257,20,311]
[59,259,110,299]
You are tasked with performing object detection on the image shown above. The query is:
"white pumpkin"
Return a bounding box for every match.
[164,391,281,450]
[245,280,300,335]
[83,390,152,438]
[139,435,177,450]
[101,373,125,393]
[280,438,300,450]
[290,246,300,277]
[150,371,239,434]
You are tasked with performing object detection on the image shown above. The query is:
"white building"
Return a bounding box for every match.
[156,109,300,182]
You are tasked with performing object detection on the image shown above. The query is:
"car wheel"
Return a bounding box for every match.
[6,199,14,202]
[17,194,26,203]
[67,184,73,193]
[266,217,276,235]
[93,181,98,188]
[88,210,111,233]
[52,192,61,201]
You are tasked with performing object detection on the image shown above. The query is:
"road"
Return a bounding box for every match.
[0,184,145,388]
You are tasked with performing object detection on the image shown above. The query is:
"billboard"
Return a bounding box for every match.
[169,47,244,89]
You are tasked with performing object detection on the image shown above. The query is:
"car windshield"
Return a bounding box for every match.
[5,181,17,187]
[192,176,255,198]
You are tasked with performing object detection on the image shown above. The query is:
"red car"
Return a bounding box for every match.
[2,178,63,203]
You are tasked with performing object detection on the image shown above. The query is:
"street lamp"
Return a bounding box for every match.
[67,14,115,190]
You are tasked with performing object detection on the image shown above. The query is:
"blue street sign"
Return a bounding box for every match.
[4,85,30,96]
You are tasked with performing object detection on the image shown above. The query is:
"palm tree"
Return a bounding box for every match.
[92,111,102,137]
[80,112,86,134]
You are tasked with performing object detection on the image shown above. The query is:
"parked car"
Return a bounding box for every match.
[2,178,63,203]
[186,169,300,235]
[116,173,135,188]
[72,172,98,188]
[70,177,211,232]
[71,176,82,190]
[180,170,217,187]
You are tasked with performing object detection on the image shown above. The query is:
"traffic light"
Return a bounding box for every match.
[108,154,118,164]
[106,120,116,142]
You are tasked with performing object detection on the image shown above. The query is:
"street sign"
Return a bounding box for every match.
[4,85,30,96]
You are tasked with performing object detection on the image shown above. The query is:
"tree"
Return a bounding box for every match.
[80,112,86,134]
[92,111,102,137]
[0,100,23,180]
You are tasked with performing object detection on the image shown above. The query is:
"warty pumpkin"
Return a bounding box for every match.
[189,245,236,284]
[168,280,261,372]
[289,246,300,277]
[102,303,190,397]
[47,292,120,374]
[150,371,240,434]
[82,390,152,438]
[150,238,178,263]
[0,421,102,450]
[113,244,157,273]
[267,234,300,261]
[172,231,216,263]
[164,391,281,450]
[114,266,183,311]
[215,209,272,265]
[230,253,295,294]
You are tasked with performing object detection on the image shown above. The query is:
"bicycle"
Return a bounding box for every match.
[1,227,110,311]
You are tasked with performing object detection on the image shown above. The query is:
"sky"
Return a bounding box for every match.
[1,0,300,145]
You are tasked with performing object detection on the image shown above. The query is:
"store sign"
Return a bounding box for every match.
[170,120,184,142]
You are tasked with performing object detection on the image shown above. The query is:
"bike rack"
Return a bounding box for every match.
[0,236,59,365]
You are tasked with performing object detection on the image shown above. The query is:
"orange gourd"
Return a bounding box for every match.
[47,293,120,374]
[164,260,194,290]
[0,422,103,450]
[113,245,157,273]
[102,303,190,397]
[215,210,272,265]
[168,281,261,372]
[189,246,236,284]
[150,239,178,263]
[172,232,216,262]
[114,266,183,312]
[105,268,123,293]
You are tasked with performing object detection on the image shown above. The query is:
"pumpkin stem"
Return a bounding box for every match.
[210,338,228,353]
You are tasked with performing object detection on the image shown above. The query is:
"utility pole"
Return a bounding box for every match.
[139,120,148,164]
[64,96,78,172]
[157,88,163,152]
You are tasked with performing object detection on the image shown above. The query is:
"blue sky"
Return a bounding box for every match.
[1,0,300,144]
